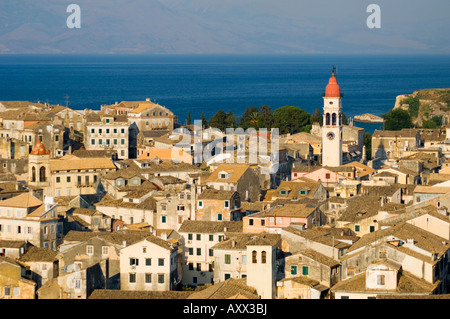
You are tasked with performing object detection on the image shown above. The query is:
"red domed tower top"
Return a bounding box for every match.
[30,139,50,155]
[324,68,341,98]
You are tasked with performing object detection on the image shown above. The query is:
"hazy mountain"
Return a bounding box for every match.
[0,0,448,54]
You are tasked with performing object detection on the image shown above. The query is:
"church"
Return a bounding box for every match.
[322,68,344,167]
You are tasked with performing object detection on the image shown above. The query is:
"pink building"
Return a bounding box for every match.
[243,203,326,234]
[291,166,355,185]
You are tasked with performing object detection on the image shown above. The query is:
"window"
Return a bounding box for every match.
[209,234,214,241]
[218,214,223,221]
[347,268,355,277]
[209,249,213,257]
[146,258,151,266]
[325,173,331,179]
[225,254,231,264]
[188,263,194,270]
[129,258,139,266]
[196,248,201,256]
[261,251,267,264]
[252,250,257,263]
[302,266,309,276]
[13,287,20,296]
[355,225,360,232]
[198,201,203,208]
[67,176,71,183]
[370,226,375,232]
[158,258,164,266]
[224,273,231,280]
[377,275,385,285]
[91,139,95,145]
[291,265,297,275]
[162,216,166,223]
[158,274,164,284]
[56,177,60,183]
[379,250,387,259]
[4,286,10,296]
[224,200,229,208]
[129,273,136,283]
[249,219,254,226]
[196,234,201,241]
[102,246,109,255]
[145,273,152,283]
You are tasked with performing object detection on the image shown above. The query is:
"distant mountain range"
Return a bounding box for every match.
[0,0,448,55]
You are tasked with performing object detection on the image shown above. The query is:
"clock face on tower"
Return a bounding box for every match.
[327,132,335,140]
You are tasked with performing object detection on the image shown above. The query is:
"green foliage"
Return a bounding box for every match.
[257,105,274,129]
[200,112,208,129]
[382,109,414,131]
[401,96,421,118]
[240,106,259,129]
[431,115,443,127]
[363,132,372,160]
[341,113,348,125]
[311,108,322,125]
[209,109,237,131]
[186,111,192,125]
[272,105,311,134]
[421,119,438,129]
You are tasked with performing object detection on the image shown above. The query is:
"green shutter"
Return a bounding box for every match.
[302,266,309,276]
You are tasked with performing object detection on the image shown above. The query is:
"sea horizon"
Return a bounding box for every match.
[0,53,449,134]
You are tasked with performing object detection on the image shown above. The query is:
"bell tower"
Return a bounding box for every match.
[28,139,51,193]
[322,67,343,167]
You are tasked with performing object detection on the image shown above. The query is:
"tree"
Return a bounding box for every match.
[272,105,311,134]
[311,108,322,125]
[208,109,227,131]
[200,112,208,129]
[240,106,259,129]
[257,105,274,129]
[421,119,437,129]
[341,112,349,125]
[224,111,237,129]
[186,111,192,125]
[383,109,414,131]
[363,132,372,160]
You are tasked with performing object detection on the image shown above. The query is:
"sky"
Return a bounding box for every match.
[0,0,449,55]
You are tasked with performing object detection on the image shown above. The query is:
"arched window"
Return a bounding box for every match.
[339,113,342,125]
[39,166,46,182]
[31,166,36,182]
[252,250,257,264]
[261,251,267,264]
[332,113,337,126]
[325,113,330,126]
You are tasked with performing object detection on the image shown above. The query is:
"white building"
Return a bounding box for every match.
[322,68,343,167]
[119,236,179,291]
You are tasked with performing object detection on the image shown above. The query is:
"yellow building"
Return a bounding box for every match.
[0,256,36,299]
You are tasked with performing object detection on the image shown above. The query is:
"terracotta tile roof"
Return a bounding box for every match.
[0,193,43,208]
[198,188,237,200]
[89,290,193,299]
[19,246,58,262]
[187,278,259,299]
[345,222,450,261]
[178,220,243,234]
[331,269,438,294]
[50,155,117,171]
[205,164,251,184]
[212,233,280,250]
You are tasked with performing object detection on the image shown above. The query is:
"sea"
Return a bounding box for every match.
[0,54,449,135]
